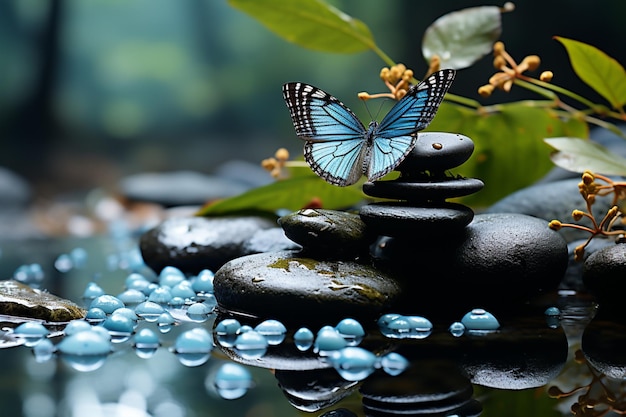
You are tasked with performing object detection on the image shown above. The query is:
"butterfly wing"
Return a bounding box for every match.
[282,82,368,186]
[366,69,456,182]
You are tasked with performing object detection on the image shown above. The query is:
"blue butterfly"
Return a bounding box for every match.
[282,69,456,186]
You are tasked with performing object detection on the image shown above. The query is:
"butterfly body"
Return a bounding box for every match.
[283,69,455,186]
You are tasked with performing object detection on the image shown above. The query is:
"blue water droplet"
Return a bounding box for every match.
[461,308,500,333]
[157,312,176,333]
[380,352,409,376]
[158,266,185,288]
[234,330,268,360]
[116,289,146,306]
[254,320,287,346]
[377,313,402,330]
[168,296,186,308]
[328,347,376,381]
[174,328,213,367]
[69,247,88,269]
[133,328,160,358]
[125,273,151,293]
[170,280,196,300]
[315,326,347,355]
[89,295,125,314]
[102,314,134,343]
[64,320,92,336]
[294,327,314,351]
[335,318,365,346]
[85,308,107,324]
[211,362,252,400]
[82,282,105,301]
[57,329,111,372]
[215,319,242,348]
[148,286,173,305]
[13,263,45,287]
[14,322,49,347]
[380,315,432,339]
[134,301,165,322]
[186,302,212,322]
[545,306,561,316]
[54,253,73,273]
[33,338,55,363]
[192,269,214,294]
[448,321,466,337]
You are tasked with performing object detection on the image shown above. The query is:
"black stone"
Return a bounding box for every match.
[371,213,568,317]
[278,209,374,258]
[213,250,402,325]
[397,132,475,173]
[363,177,484,202]
[359,202,474,237]
[582,242,626,312]
[139,215,277,274]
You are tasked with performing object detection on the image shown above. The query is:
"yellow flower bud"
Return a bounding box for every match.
[540,71,553,82]
[493,41,505,55]
[357,92,371,100]
[478,84,495,97]
[582,171,595,185]
[379,67,390,81]
[548,220,562,230]
[522,55,541,71]
[573,245,585,261]
[261,157,277,171]
[493,55,507,70]
[572,210,584,221]
[395,89,407,100]
[275,148,289,161]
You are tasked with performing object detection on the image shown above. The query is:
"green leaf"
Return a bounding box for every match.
[228,0,376,53]
[427,101,588,207]
[545,137,626,175]
[555,36,626,109]
[422,6,502,69]
[197,175,365,216]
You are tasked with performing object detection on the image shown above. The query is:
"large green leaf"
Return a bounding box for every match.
[545,137,626,175]
[228,0,376,53]
[555,36,626,109]
[422,6,502,69]
[197,174,365,216]
[427,101,588,206]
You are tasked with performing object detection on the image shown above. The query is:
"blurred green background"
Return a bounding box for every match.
[1,0,625,198]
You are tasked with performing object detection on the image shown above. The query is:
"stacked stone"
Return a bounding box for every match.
[359,132,484,237]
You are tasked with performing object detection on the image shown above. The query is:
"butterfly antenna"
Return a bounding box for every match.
[361,96,388,122]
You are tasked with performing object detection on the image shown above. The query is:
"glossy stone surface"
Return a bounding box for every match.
[278,209,373,258]
[213,250,402,325]
[360,202,474,236]
[363,177,484,202]
[140,215,277,273]
[0,280,85,322]
[396,132,475,172]
[582,242,626,312]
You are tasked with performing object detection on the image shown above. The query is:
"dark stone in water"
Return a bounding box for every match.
[278,209,373,258]
[582,242,626,312]
[140,215,277,274]
[241,227,301,254]
[360,202,474,237]
[213,250,402,325]
[0,280,85,323]
[582,311,626,379]
[371,213,568,317]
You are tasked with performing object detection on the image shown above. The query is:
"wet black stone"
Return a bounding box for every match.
[561,237,615,291]
[582,312,626,378]
[371,213,568,317]
[360,202,474,237]
[0,280,85,323]
[241,227,301,254]
[275,369,359,412]
[582,242,626,312]
[486,178,619,243]
[363,177,484,202]
[139,215,277,274]
[278,209,374,258]
[396,132,475,173]
[213,250,402,325]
